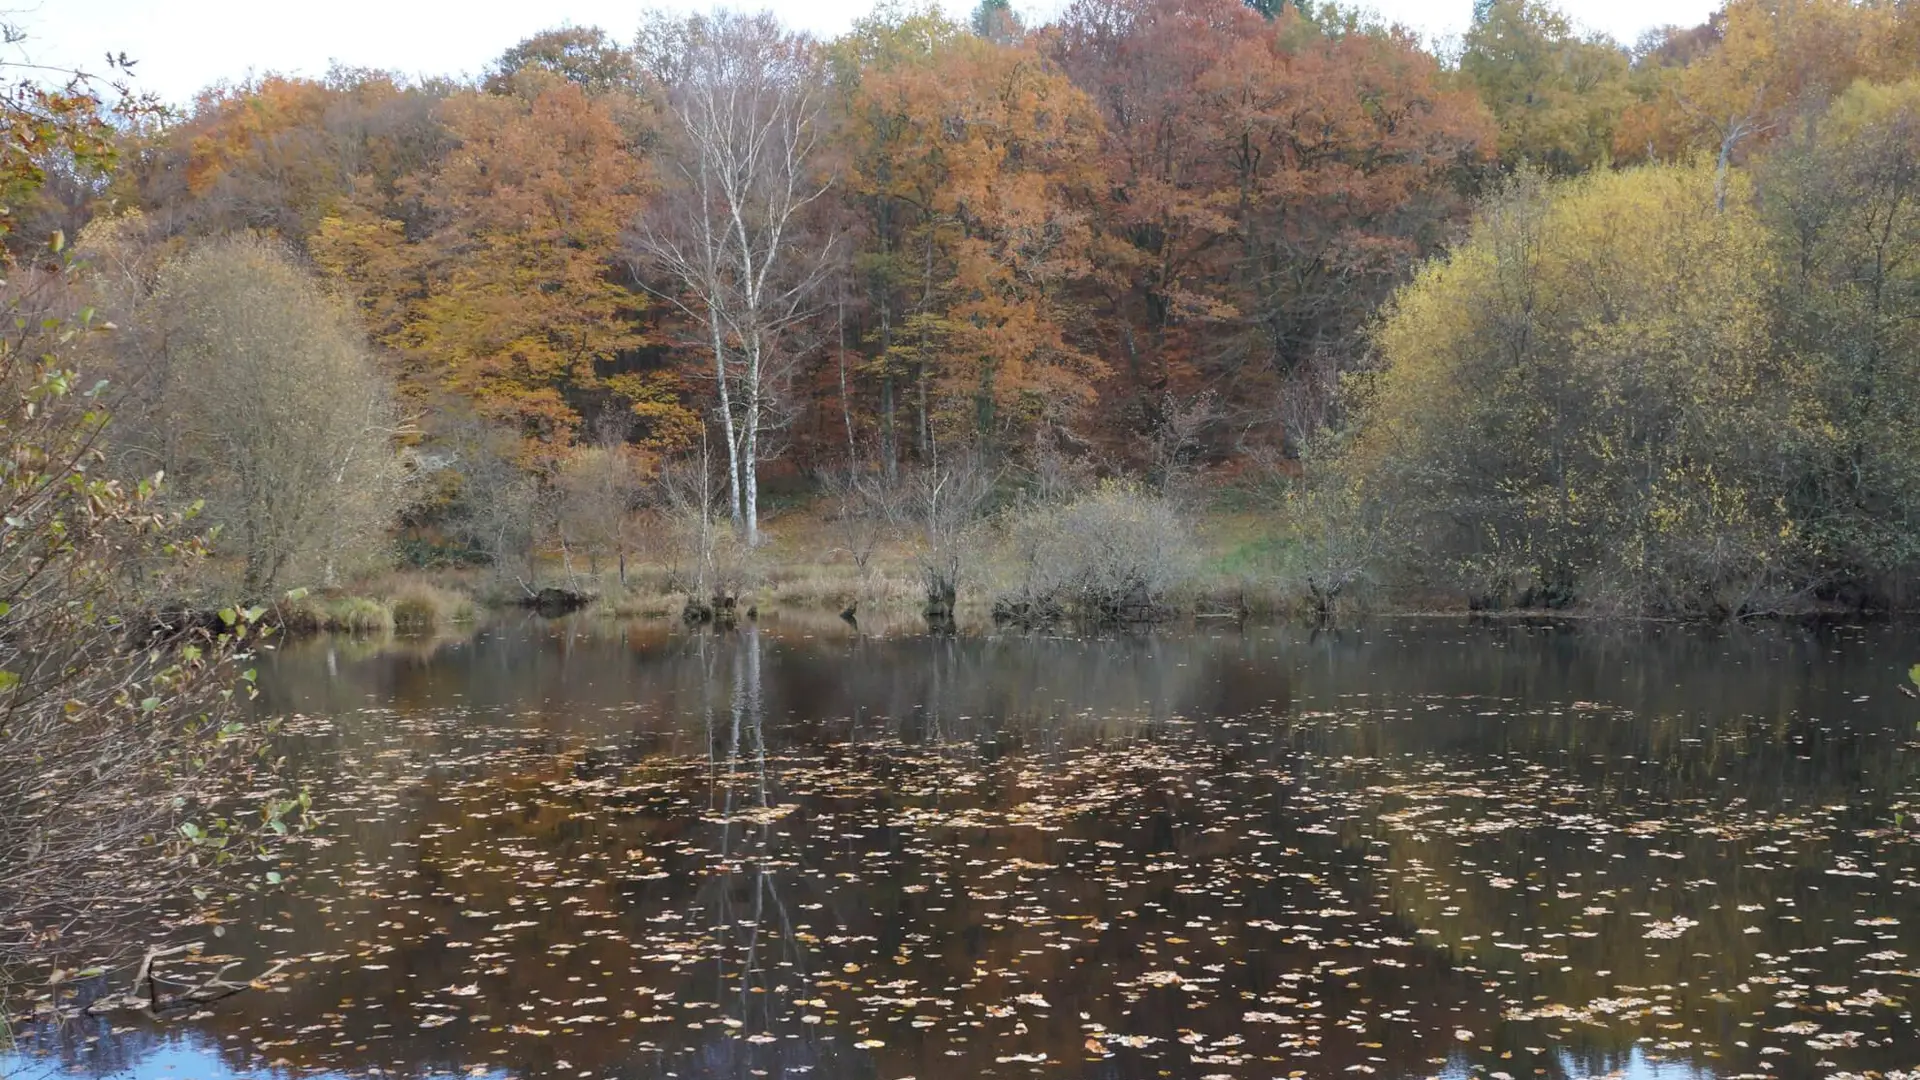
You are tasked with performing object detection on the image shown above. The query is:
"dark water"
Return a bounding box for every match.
[7,615,1920,1080]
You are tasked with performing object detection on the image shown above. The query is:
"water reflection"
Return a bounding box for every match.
[5,618,1919,1080]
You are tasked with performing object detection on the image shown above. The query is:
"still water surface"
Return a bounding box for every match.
[7,616,1920,1080]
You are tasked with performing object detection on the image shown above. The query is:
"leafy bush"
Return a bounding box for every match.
[139,235,409,593]
[1338,122,1920,617]
[1001,482,1199,623]
[0,252,297,979]
[390,582,476,631]
[1336,166,1803,615]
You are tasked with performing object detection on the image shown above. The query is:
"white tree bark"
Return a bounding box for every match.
[633,11,833,547]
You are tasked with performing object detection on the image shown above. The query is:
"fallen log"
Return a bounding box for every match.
[519,587,595,616]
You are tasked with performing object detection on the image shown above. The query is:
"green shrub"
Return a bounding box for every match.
[325,596,395,635]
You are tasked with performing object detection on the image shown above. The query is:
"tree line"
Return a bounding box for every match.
[10,0,1920,614]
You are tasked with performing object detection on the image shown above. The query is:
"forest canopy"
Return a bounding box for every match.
[8,0,1920,616]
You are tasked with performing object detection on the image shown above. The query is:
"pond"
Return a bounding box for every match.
[5,615,1920,1080]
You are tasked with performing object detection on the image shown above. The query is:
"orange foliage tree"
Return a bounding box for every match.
[136,71,446,246]
[1051,0,1492,451]
[840,17,1106,458]
[314,75,689,457]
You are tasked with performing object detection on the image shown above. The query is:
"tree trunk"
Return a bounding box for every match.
[880,301,897,482]
[838,298,857,478]
[1715,129,1735,213]
[744,339,762,547]
[709,318,744,528]
[916,364,930,461]
[881,373,897,482]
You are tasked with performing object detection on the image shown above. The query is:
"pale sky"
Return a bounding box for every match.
[21,0,1721,108]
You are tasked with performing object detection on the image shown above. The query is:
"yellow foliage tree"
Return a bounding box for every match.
[1615,0,1917,189]
[1340,165,1800,614]
[1460,0,1633,173]
[1759,77,1920,579]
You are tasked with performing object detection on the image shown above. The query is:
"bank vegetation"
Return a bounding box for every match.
[3,0,1917,649]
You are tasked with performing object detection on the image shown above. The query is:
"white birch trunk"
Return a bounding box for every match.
[635,12,836,548]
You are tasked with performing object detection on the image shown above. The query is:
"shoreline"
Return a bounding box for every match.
[249,582,1914,641]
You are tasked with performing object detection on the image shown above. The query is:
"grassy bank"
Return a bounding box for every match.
[317,504,1332,631]
[274,574,480,635]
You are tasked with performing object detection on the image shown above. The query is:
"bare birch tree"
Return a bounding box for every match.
[631,10,833,547]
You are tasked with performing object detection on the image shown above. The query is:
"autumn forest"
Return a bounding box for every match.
[12,0,1920,624]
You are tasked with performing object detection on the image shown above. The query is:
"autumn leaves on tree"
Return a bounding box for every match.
[836,13,1104,465]
[19,0,1920,612]
[1336,2,1920,615]
[56,0,1499,546]
[310,71,661,452]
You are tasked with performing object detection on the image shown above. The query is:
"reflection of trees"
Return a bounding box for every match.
[697,627,807,1038]
[47,619,1920,1080]
[1279,624,1920,1079]
[631,624,861,1080]
[256,619,1275,763]
[115,624,1350,1080]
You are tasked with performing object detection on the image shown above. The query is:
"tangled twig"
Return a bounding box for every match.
[85,942,288,1016]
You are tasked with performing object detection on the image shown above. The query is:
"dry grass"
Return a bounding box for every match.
[268,572,481,637]
[746,505,949,614]
[759,563,924,612]
[389,580,478,632]
[572,502,1315,620]
[266,501,1336,631]
[1179,510,1331,616]
[276,594,396,635]
[534,505,941,619]
[600,582,685,619]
